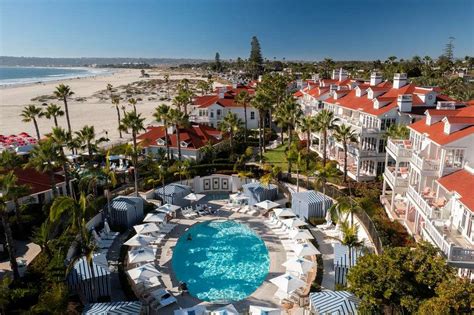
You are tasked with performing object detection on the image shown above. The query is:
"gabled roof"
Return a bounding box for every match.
[194,85,255,108]
[437,169,474,211]
[1,168,65,195]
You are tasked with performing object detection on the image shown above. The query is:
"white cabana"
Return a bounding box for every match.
[255,200,280,210]
[289,229,314,240]
[183,193,205,202]
[83,301,143,314]
[270,273,306,294]
[283,257,315,275]
[293,242,320,257]
[124,234,156,247]
[127,263,161,284]
[133,223,160,234]
[143,212,167,223]
[211,304,239,315]
[128,247,156,264]
[249,305,281,315]
[274,208,296,218]
[282,217,307,228]
[309,291,359,315]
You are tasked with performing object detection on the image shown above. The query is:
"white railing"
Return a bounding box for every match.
[407,185,434,218]
[384,168,409,188]
[411,153,440,172]
[384,169,396,186]
[423,219,452,256]
[387,139,412,158]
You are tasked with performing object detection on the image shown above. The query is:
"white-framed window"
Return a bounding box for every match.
[445,149,464,168]
[217,109,222,116]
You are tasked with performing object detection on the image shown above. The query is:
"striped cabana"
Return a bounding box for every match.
[291,190,332,220]
[155,183,192,207]
[67,253,111,303]
[242,182,278,206]
[309,291,359,315]
[110,196,144,229]
[83,301,143,314]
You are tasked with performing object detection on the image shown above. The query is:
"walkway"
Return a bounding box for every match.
[0,240,41,276]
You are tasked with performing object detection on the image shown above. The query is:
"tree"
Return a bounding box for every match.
[119,111,146,196]
[41,103,64,128]
[174,160,191,184]
[443,36,455,62]
[196,80,210,96]
[251,91,272,162]
[26,139,61,196]
[128,98,138,113]
[315,109,339,166]
[20,105,43,140]
[214,52,222,72]
[164,73,170,99]
[322,58,335,78]
[32,221,53,258]
[333,124,358,182]
[299,116,317,170]
[249,36,263,79]
[54,84,74,135]
[168,108,189,162]
[153,104,173,160]
[218,112,243,156]
[384,123,410,140]
[313,162,339,199]
[111,96,122,138]
[326,220,364,268]
[75,125,108,160]
[0,171,30,234]
[49,127,73,196]
[0,196,20,280]
[260,164,281,188]
[0,150,22,171]
[235,90,252,144]
[101,151,117,217]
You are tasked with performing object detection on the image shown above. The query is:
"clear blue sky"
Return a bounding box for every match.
[0,0,473,61]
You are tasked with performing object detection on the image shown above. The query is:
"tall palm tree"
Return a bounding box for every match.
[0,195,19,280]
[315,109,339,166]
[174,160,191,184]
[20,105,43,140]
[251,91,272,162]
[218,112,243,156]
[54,84,74,135]
[235,90,252,143]
[50,192,92,233]
[173,88,193,115]
[119,111,146,196]
[41,103,64,128]
[0,149,22,171]
[128,98,138,113]
[101,152,117,217]
[333,124,359,183]
[49,127,73,197]
[313,162,339,213]
[0,171,30,233]
[196,80,210,96]
[164,73,170,99]
[26,139,61,196]
[75,125,108,160]
[111,96,123,138]
[384,124,409,140]
[32,220,53,258]
[299,116,318,170]
[326,220,364,268]
[280,97,303,152]
[168,108,189,162]
[153,104,172,160]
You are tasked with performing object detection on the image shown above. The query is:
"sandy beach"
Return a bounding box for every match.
[0,69,208,145]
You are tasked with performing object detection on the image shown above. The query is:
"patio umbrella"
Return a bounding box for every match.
[309,291,359,314]
[183,193,205,202]
[255,200,279,210]
[230,193,249,201]
[274,208,296,218]
[133,223,160,234]
[144,212,166,223]
[157,203,180,214]
[124,234,156,247]
[270,273,306,293]
[282,217,307,228]
[249,305,281,315]
[127,262,161,284]
[292,242,320,257]
[289,229,314,240]
[283,257,315,275]
[212,304,239,315]
[128,247,156,264]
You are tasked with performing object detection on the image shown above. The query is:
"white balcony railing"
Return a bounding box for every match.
[384,168,409,188]
[387,139,413,158]
[423,219,452,256]
[411,153,440,172]
[407,185,434,218]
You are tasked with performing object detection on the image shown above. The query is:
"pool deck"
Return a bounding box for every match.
[155,206,286,314]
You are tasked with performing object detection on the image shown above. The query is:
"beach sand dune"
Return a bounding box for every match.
[0,69,207,145]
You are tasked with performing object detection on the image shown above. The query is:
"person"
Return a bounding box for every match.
[187,233,192,241]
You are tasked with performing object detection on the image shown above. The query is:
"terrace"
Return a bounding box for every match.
[386,139,413,160]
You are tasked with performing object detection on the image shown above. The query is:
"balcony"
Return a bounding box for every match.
[410,153,440,173]
[387,139,413,159]
[383,167,409,189]
[407,185,434,218]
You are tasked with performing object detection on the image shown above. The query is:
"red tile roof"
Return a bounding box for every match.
[437,169,474,211]
[2,168,65,195]
[137,124,223,150]
[194,85,255,108]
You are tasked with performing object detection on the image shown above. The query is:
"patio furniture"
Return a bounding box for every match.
[147,289,177,310]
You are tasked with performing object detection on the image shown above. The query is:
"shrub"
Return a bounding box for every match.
[308,217,327,227]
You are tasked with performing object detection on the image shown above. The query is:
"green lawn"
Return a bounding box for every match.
[263,145,288,171]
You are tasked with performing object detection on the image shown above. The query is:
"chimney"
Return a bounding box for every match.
[331,69,337,80]
[312,73,320,82]
[218,87,225,99]
[338,68,348,82]
[370,72,383,86]
[232,82,238,89]
[393,73,407,89]
[397,94,412,112]
[329,84,338,92]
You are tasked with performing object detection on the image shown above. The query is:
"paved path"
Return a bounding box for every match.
[0,240,41,276]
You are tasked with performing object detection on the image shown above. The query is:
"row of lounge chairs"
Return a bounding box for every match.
[181,205,216,218]
[223,203,259,216]
[93,222,120,253]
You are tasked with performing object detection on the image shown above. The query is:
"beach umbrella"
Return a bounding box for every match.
[157,203,180,214]
[289,229,314,240]
[212,304,239,315]
[282,217,307,228]
[292,242,320,257]
[274,208,296,218]
[309,291,359,315]
[270,273,306,293]
[133,223,160,234]
[124,234,156,247]
[144,212,166,223]
[255,200,279,210]
[283,257,315,275]
[127,263,161,284]
[183,193,205,202]
[128,247,156,264]
[249,305,281,315]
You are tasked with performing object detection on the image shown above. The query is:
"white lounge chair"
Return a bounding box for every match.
[149,289,177,310]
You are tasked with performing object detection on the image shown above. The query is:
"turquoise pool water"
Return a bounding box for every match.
[172,220,270,302]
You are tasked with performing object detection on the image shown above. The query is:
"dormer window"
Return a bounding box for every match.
[367,89,374,100]
[156,138,166,146]
[180,141,189,148]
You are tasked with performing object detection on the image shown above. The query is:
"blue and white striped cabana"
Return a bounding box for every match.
[110,196,144,228]
[309,291,359,315]
[155,183,192,207]
[67,253,111,303]
[243,182,278,206]
[291,190,333,220]
[83,301,143,314]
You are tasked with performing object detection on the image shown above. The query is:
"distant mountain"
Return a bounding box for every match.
[0,56,208,67]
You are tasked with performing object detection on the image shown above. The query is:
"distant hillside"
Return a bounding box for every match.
[0,56,208,67]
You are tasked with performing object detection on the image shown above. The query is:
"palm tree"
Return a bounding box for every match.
[173,88,193,115]
[326,220,364,268]
[235,90,252,143]
[50,192,93,233]
[280,97,303,152]
[196,80,210,96]
[260,165,281,188]
[218,112,243,156]
[119,111,146,196]
[54,84,74,135]
[164,73,170,99]
[315,109,339,166]
[299,116,318,170]
[49,127,73,196]
[333,124,358,183]
[128,98,138,113]
[251,91,272,162]
[111,96,122,138]
[41,103,64,128]
[168,108,189,162]
[0,171,30,233]
[101,152,117,217]
[26,139,61,196]
[75,125,108,160]
[384,124,410,140]
[32,221,53,258]
[153,104,172,160]
[0,150,22,171]
[313,162,339,214]
[0,196,20,280]
[174,160,191,184]
[20,105,43,140]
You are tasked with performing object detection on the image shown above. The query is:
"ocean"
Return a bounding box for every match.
[0,66,111,86]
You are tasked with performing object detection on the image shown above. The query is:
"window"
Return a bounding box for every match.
[210,110,214,118]
[381,118,396,131]
[378,139,386,153]
[250,111,255,120]
[445,149,464,168]
[376,161,384,175]
[362,137,377,151]
[216,109,222,116]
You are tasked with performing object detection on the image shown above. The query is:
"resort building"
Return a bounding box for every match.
[189,84,260,129]
[381,105,474,278]
[296,70,458,182]
[137,124,224,161]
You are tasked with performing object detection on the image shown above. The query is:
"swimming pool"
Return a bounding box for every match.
[172,220,270,302]
[202,192,230,202]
